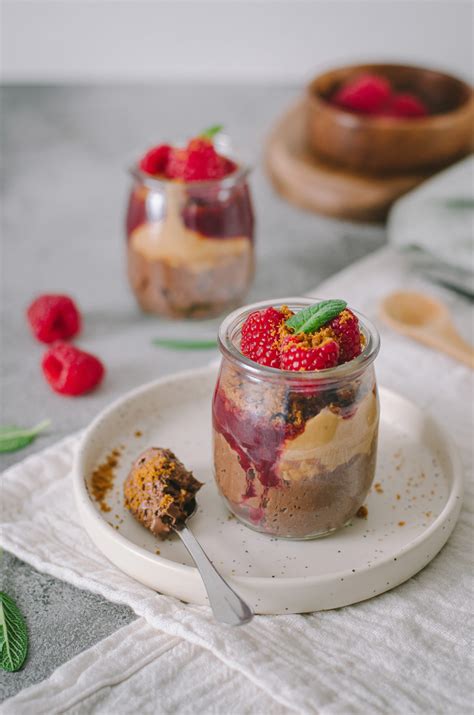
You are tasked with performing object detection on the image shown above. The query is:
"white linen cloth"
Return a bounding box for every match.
[1,247,473,715]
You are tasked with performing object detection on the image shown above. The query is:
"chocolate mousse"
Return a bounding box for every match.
[212,299,380,539]
[124,448,203,537]
[126,128,254,319]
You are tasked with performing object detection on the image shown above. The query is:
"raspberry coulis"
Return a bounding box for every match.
[126,185,254,240]
[182,185,254,240]
[213,385,303,491]
[126,181,254,240]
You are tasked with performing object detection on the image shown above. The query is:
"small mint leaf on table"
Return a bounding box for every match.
[0,592,28,672]
[0,420,51,453]
[286,299,347,334]
[199,124,224,140]
[152,338,217,350]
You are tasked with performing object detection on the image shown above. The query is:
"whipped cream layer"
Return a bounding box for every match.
[277,390,379,481]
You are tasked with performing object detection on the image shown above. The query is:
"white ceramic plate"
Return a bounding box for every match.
[74,365,463,614]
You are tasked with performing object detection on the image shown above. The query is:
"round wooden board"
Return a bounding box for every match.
[265,101,433,223]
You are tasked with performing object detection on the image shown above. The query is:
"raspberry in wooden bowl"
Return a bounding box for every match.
[126,127,255,319]
[307,63,474,174]
[212,298,380,539]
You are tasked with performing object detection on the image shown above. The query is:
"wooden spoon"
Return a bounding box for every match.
[380,291,474,369]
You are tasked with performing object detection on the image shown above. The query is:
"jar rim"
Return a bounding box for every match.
[128,161,252,190]
[218,297,380,382]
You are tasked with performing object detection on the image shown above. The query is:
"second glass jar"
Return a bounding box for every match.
[126,166,255,319]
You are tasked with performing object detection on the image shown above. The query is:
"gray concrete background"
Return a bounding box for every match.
[0,83,385,699]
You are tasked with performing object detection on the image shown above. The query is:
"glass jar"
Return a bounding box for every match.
[212,298,381,539]
[125,164,255,319]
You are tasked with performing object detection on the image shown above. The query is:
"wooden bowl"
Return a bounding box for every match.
[307,63,474,174]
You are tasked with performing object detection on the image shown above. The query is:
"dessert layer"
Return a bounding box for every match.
[277,390,378,479]
[182,184,254,239]
[213,365,378,485]
[129,184,250,268]
[214,429,377,538]
[128,243,253,318]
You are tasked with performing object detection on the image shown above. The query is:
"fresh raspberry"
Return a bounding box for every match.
[329,309,362,364]
[166,138,235,182]
[383,93,428,118]
[241,307,285,368]
[42,342,105,396]
[182,138,226,181]
[139,144,171,175]
[333,74,392,114]
[27,294,81,344]
[281,338,340,371]
[165,147,189,180]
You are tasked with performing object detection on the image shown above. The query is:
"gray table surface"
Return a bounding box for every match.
[0,82,385,701]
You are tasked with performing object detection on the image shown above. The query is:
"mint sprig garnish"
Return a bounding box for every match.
[199,124,224,140]
[0,420,51,453]
[286,299,347,334]
[0,592,28,672]
[152,338,217,350]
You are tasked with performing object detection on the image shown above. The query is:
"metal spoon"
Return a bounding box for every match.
[380,290,474,369]
[172,502,253,626]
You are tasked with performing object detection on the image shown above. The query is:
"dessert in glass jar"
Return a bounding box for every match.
[212,298,380,539]
[126,127,255,319]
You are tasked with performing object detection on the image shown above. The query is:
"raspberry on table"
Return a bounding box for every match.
[281,338,340,371]
[139,144,171,175]
[241,307,286,368]
[27,294,81,344]
[42,342,105,396]
[329,309,363,364]
[333,74,392,115]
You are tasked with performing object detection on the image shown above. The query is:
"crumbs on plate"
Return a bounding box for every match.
[90,447,122,513]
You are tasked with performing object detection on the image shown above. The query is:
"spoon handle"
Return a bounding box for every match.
[436,325,474,369]
[176,525,254,626]
[407,324,474,369]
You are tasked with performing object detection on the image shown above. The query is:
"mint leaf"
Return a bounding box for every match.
[199,125,224,140]
[286,300,347,334]
[0,592,28,672]
[152,338,217,350]
[0,420,51,453]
